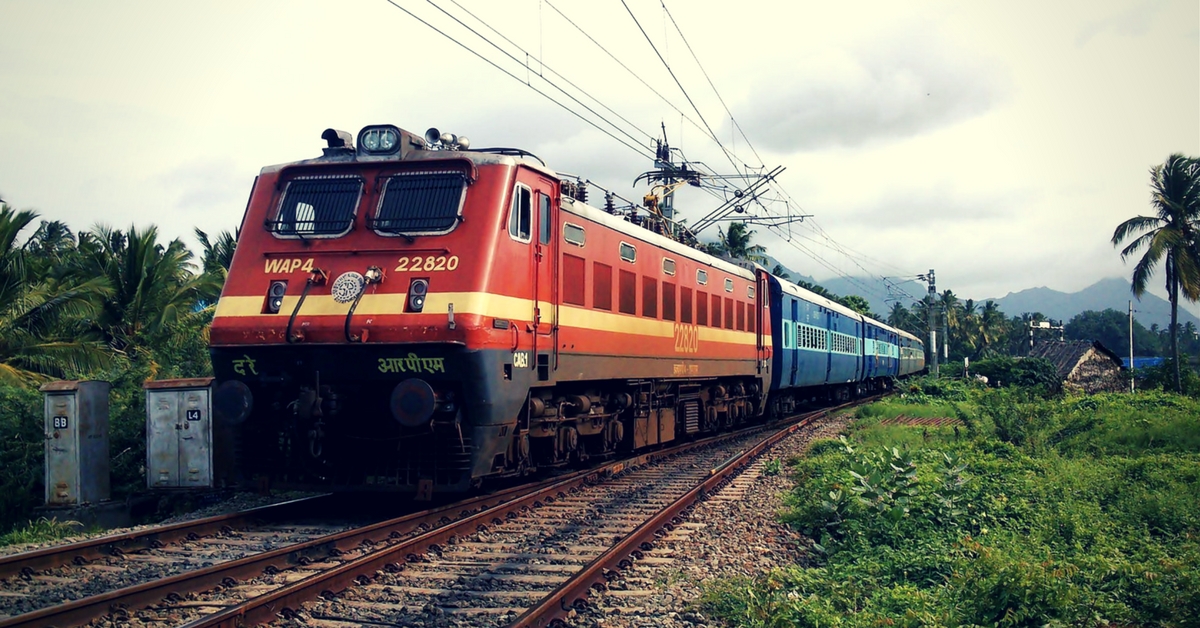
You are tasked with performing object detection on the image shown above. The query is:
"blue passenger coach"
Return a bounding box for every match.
[766,274,864,415]
[765,273,926,417]
[862,317,900,381]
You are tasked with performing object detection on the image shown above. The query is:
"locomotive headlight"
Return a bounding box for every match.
[357,125,401,155]
[407,278,428,313]
[266,280,288,313]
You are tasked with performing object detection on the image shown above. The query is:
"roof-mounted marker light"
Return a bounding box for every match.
[357,125,401,155]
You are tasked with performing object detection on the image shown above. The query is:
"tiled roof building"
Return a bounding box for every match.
[1028,340,1126,394]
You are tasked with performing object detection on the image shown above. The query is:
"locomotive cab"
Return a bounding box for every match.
[211,125,564,493]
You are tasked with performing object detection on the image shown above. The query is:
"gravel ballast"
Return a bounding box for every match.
[576,412,855,628]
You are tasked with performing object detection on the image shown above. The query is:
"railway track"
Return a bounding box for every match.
[0,400,868,628]
[0,495,347,619]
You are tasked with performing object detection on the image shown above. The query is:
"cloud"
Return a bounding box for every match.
[155,158,248,213]
[1076,0,1170,46]
[737,28,1008,152]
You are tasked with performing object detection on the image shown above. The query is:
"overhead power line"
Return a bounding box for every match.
[619,0,744,178]
[657,0,764,170]
[383,0,654,160]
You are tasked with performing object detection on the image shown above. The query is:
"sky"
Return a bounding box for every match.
[1,0,1197,308]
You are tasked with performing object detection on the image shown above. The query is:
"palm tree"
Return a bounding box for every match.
[0,278,114,385]
[75,224,211,357]
[718,222,767,264]
[977,301,1005,358]
[1112,154,1200,392]
[194,228,237,275]
[194,228,236,304]
[0,206,113,385]
[887,301,910,330]
[770,263,790,280]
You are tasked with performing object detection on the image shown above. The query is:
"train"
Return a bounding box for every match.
[208,123,924,496]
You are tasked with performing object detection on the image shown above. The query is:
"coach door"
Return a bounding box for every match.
[755,270,768,372]
[530,176,558,378]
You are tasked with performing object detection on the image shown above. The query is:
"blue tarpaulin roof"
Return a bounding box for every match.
[1122,357,1164,369]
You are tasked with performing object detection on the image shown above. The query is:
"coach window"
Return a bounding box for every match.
[619,242,637,263]
[508,184,532,243]
[564,223,586,247]
[662,258,676,276]
[724,278,734,293]
[697,269,708,285]
[748,286,755,299]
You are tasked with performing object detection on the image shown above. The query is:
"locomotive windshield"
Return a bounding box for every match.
[369,171,468,235]
[267,176,362,237]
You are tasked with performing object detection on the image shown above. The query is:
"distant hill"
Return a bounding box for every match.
[790,275,1194,330]
[984,277,1198,330]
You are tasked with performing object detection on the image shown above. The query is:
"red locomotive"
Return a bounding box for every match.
[210,125,772,495]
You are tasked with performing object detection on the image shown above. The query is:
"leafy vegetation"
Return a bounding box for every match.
[0,517,84,547]
[1111,154,1200,391]
[701,381,1200,627]
[0,204,227,533]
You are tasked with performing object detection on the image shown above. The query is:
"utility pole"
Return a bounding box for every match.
[1129,300,1135,393]
[918,269,938,377]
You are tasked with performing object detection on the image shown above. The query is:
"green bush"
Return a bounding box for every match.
[973,356,1061,391]
[0,385,45,531]
[704,387,1200,627]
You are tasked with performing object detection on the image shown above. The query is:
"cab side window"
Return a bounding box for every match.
[538,193,551,244]
[509,185,532,242]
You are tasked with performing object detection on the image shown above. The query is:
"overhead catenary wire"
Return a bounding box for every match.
[658,0,765,170]
[619,0,746,178]
[444,0,656,145]
[387,0,919,305]
[542,0,716,150]
[382,0,654,161]
[422,0,655,155]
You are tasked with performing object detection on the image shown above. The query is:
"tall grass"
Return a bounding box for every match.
[702,386,1200,627]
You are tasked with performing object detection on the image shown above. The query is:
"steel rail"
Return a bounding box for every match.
[0,419,778,628]
[507,407,833,628]
[0,473,588,628]
[0,494,332,580]
[175,422,790,628]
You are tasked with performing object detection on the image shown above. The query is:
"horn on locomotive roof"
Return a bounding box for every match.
[424,127,471,151]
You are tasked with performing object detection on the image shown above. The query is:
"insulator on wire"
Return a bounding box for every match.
[604,192,615,214]
[576,181,588,204]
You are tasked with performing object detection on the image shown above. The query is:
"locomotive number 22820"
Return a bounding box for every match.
[395,255,460,272]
